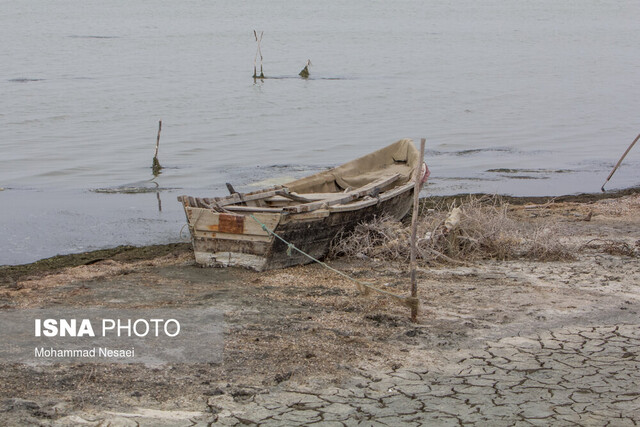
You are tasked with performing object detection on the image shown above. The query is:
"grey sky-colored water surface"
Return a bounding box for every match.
[1,0,639,265]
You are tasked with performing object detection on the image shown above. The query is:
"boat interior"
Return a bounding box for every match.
[179,139,420,214]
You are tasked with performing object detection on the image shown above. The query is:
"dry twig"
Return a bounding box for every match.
[329,196,576,264]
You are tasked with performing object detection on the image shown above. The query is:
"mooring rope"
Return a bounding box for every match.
[249,214,418,310]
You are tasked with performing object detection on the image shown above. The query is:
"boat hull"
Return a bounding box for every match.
[264,185,414,270]
[180,139,423,270]
[184,186,414,271]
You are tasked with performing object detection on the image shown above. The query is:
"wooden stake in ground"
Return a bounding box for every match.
[152,120,163,176]
[601,132,640,192]
[410,138,426,322]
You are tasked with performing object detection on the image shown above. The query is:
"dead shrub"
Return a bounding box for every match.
[329,195,575,263]
[581,239,638,257]
[593,193,640,217]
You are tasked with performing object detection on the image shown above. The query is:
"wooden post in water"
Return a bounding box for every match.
[299,59,311,78]
[409,138,426,322]
[253,30,264,79]
[152,120,163,176]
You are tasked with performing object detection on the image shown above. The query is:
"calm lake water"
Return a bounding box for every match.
[1,0,639,265]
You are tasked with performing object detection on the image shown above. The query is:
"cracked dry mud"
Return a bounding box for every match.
[1,193,639,426]
[204,324,640,426]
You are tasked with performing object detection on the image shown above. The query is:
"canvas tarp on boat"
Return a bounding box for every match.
[284,139,420,194]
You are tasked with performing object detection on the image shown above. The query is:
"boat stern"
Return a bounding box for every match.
[178,196,282,271]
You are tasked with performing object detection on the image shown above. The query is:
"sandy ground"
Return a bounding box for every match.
[0,192,639,426]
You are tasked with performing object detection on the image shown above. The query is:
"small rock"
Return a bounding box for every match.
[274,371,292,384]
[51,401,69,415]
[230,388,255,402]
[1,398,40,412]
[203,388,225,396]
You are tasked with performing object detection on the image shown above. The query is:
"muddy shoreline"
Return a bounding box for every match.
[420,185,640,208]
[1,188,639,425]
[2,187,638,280]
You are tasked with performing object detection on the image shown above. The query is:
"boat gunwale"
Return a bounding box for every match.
[179,181,415,216]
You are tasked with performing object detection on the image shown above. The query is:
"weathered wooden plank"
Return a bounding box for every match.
[192,236,271,256]
[186,207,220,231]
[186,208,280,237]
[243,212,281,235]
[282,210,330,224]
[192,230,272,242]
[263,195,291,203]
[219,214,244,233]
[329,183,413,212]
[223,205,284,213]
[283,173,401,214]
[328,197,378,213]
[194,251,268,270]
[291,192,346,200]
[274,190,314,203]
[189,211,246,233]
[377,182,413,200]
[263,193,343,205]
[201,186,285,208]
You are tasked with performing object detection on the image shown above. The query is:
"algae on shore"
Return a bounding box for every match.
[0,243,191,284]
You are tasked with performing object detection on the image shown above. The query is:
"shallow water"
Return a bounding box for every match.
[1,0,639,265]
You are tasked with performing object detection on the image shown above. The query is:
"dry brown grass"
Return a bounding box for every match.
[329,196,575,264]
[592,193,640,217]
[581,239,639,257]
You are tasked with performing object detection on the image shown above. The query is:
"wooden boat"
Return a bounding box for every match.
[178,139,425,271]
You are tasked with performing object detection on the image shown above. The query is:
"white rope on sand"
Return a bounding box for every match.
[249,214,418,310]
